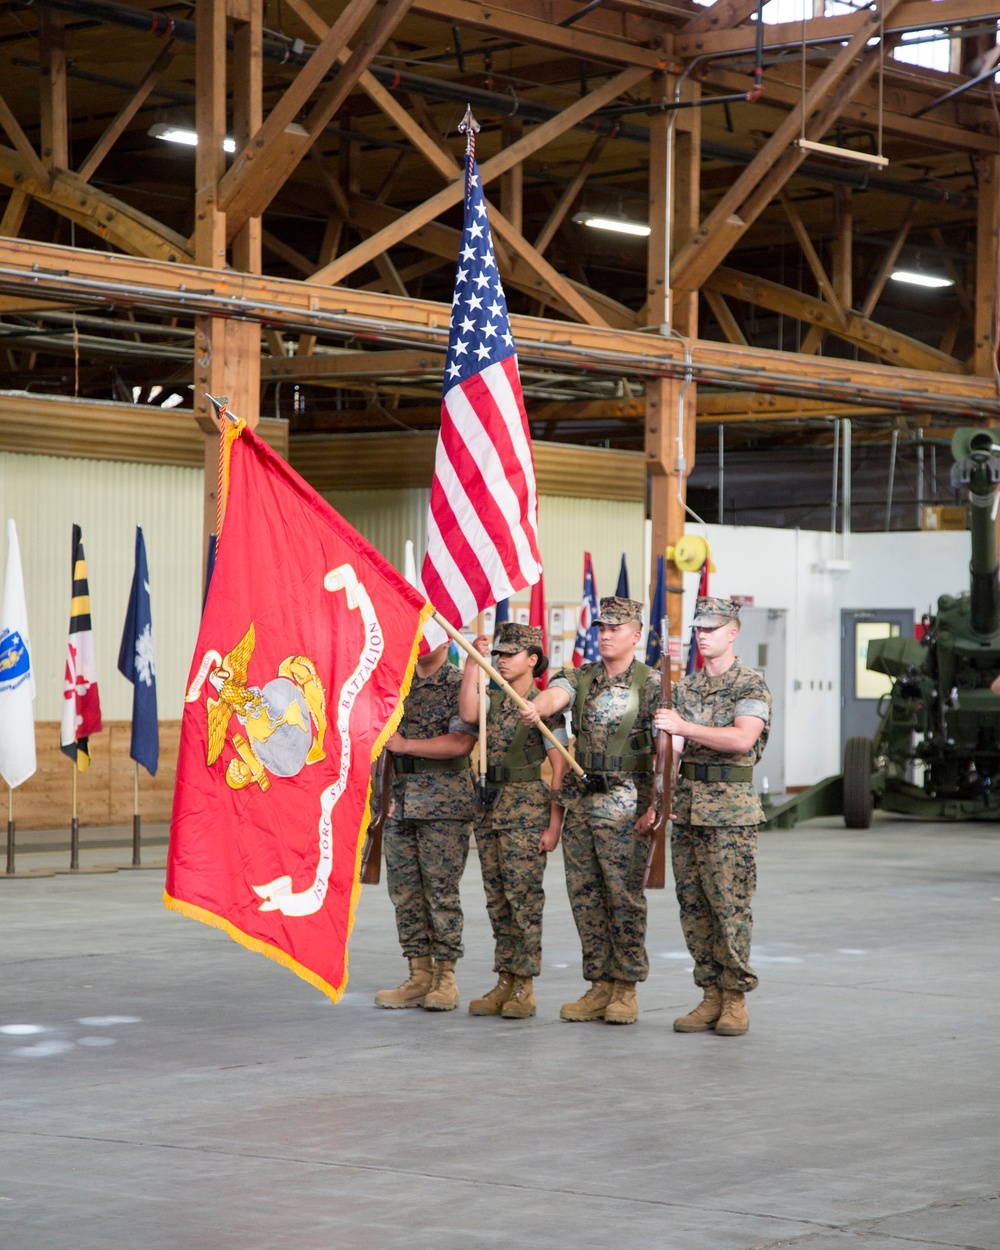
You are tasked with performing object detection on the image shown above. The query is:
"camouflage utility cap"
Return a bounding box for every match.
[493,622,543,654]
[592,596,644,626]
[692,596,741,628]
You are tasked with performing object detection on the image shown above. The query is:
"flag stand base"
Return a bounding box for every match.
[6,819,14,876]
[132,814,141,867]
[70,817,79,871]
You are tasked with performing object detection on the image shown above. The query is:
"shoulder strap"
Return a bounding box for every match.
[571,664,600,739]
[603,662,651,761]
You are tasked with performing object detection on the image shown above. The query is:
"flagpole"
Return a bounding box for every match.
[6,787,13,876]
[70,761,79,870]
[476,611,488,800]
[433,610,584,779]
[132,760,141,867]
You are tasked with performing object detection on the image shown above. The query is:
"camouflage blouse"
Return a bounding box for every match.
[672,658,771,827]
[481,687,568,828]
[390,662,476,822]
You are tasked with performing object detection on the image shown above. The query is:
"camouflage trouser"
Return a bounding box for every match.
[475,809,547,978]
[671,823,758,993]
[561,809,649,983]
[384,815,471,962]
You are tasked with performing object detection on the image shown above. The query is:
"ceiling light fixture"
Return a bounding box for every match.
[889,269,953,289]
[571,212,651,238]
[149,123,236,153]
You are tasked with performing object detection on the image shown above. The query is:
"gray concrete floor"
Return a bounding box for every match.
[1,815,997,1250]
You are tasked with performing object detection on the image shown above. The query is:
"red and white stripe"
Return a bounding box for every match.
[421,356,541,632]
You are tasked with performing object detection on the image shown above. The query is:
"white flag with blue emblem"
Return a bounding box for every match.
[0,519,36,788]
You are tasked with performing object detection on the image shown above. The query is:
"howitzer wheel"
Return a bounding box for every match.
[843,737,874,829]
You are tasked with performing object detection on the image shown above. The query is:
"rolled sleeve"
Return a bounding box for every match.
[449,715,478,736]
[734,697,769,723]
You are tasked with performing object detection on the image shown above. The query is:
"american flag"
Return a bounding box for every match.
[420,149,541,639]
[572,551,600,667]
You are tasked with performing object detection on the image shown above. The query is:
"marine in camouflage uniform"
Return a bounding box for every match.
[459,623,568,1019]
[375,641,476,1012]
[658,596,771,1037]
[525,597,659,1025]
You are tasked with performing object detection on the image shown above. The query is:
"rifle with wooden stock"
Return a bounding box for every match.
[643,616,671,890]
[361,749,393,885]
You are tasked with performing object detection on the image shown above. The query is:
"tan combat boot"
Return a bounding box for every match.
[604,980,639,1025]
[374,956,433,1009]
[422,959,459,1011]
[560,980,613,1022]
[673,984,723,1033]
[469,973,515,1016]
[501,976,536,1019]
[715,989,749,1036]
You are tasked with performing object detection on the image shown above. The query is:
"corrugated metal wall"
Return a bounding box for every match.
[0,455,646,726]
[324,489,646,604]
[0,453,203,722]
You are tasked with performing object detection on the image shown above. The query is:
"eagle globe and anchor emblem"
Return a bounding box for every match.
[185,623,328,791]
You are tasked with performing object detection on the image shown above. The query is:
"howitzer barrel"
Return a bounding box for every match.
[950,429,1000,637]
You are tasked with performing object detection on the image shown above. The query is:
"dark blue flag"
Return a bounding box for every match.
[118,526,158,776]
[645,554,667,669]
[494,597,510,626]
[616,554,629,599]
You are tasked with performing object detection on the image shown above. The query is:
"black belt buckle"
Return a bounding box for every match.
[582,771,610,794]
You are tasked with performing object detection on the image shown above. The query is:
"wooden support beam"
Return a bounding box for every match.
[2,238,997,417]
[76,42,179,185]
[0,100,50,189]
[0,189,30,239]
[533,134,606,257]
[671,3,903,296]
[219,0,413,241]
[780,190,848,328]
[706,266,965,374]
[261,348,439,380]
[38,8,68,171]
[703,289,747,346]
[930,226,974,325]
[0,145,189,262]
[681,0,761,34]
[410,0,667,68]
[230,3,263,276]
[282,0,458,182]
[973,155,999,378]
[861,202,915,320]
[500,119,524,237]
[311,65,649,292]
[675,0,1000,57]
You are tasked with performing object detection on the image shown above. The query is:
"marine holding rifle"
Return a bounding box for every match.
[654,597,771,1038]
[374,640,477,1012]
[458,623,568,1020]
[520,597,659,1025]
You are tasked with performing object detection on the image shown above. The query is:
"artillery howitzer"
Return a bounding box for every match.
[843,427,1000,826]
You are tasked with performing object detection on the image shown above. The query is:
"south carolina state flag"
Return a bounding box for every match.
[166,422,431,1002]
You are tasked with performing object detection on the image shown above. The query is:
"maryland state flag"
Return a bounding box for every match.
[166,420,430,1002]
[60,524,102,770]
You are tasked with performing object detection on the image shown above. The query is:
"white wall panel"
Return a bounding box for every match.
[0,453,203,722]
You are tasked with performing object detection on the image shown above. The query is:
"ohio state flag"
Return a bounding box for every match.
[166,421,431,1002]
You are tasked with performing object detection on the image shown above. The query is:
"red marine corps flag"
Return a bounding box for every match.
[166,411,431,1002]
[420,108,542,643]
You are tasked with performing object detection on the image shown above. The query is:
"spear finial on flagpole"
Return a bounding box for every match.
[457,104,480,197]
[206,393,240,426]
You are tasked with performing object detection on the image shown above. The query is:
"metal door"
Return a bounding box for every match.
[733,607,786,795]
[840,608,914,762]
